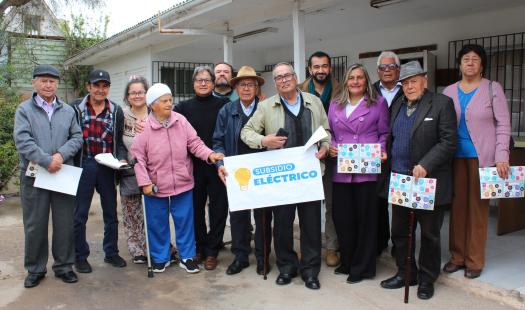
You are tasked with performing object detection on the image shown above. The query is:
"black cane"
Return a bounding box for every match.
[404,209,415,303]
[262,207,268,280]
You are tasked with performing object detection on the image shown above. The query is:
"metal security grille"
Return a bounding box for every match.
[152,61,213,103]
[263,56,348,83]
[448,33,525,136]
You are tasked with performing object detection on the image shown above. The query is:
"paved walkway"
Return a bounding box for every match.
[0,195,521,310]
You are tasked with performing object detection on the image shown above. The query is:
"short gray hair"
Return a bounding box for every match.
[272,62,295,78]
[377,51,400,67]
[192,66,215,82]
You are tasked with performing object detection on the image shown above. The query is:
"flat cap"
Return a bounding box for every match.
[33,64,60,79]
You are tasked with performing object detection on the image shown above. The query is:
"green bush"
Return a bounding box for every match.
[0,88,20,191]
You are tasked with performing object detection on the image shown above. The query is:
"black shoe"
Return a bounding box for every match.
[380,275,417,289]
[133,255,147,264]
[226,260,249,275]
[304,276,321,290]
[55,271,78,284]
[346,275,362,284]
[104,255,127,268]
[276,272,297,285]
[334,265,350,275]
[24,274,45,288]
[417,282,434,300]
[75,260,92,273]
[256,260,271,275]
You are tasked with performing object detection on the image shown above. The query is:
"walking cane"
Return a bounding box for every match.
[141,184,158,278]
[262,207,268,280]
[404,209,416,303]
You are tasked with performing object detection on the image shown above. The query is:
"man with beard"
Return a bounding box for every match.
[213,62,239,102]
[299,51,340,267]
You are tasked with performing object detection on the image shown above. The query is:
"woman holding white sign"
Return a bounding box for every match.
[442,44,511,279]
[328,63,390,284]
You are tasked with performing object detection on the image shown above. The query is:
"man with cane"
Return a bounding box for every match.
[379,61,456,300]
[213,66,272,276]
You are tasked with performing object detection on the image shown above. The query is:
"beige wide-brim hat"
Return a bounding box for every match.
[230,66,265,87]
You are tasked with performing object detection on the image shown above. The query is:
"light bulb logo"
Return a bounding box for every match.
[234,168,251,191]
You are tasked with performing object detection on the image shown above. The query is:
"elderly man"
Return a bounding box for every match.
[373,51,404,256]
[14,64,83,287]
[213,62,239,102]
[380,61,457,300]
[72,69,128,273]
[299,51,340,267]
[241,62,330,290]
[213,66,272,276]
[174,66,229,270]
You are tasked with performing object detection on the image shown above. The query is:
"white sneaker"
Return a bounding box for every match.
[179,259,200,273]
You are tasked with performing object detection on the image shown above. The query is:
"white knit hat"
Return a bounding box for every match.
[146,83,172,106]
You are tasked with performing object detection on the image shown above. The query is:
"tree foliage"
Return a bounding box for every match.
[60,13,108,97]
[0,0,105,14]
[0,84,19,191]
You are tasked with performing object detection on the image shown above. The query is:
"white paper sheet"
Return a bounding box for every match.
[94,153,130,170]
[303,126,328,151]
[34,164,83,196]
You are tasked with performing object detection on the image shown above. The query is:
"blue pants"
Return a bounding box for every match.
[74,157,119,261]
[144,190,196,264]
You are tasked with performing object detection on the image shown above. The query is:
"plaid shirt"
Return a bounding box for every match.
[81,99,114,157]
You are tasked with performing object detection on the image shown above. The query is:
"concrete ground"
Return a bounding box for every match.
[0,194,520,310]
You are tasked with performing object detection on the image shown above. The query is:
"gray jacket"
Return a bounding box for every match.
[14,93,83,171]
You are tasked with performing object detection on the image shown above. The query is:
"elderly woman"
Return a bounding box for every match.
[443,44,511,279]
[328,64,390,284]
[132,83,223,273]
[119,76,149,264]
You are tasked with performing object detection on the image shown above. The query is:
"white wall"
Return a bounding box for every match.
[97,49,151,104]
[264,3,525,79]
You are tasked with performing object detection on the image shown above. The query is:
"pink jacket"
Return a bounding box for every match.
[132,111,213,197]
[443,79,511,167]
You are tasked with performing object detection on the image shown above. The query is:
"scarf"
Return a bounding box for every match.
[308,78,332,110]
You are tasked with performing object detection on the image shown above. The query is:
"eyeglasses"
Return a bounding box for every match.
[194,78,213,84]
[128,91,145,97]
[378,64,399,71]
[238,83,258,89]
[274,73,294,83]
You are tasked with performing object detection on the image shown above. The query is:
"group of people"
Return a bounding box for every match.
[14,43,511,301]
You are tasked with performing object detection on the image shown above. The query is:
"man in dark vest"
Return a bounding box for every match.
[241,62,330,290]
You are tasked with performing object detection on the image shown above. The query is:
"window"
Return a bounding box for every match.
[23,15,41,35]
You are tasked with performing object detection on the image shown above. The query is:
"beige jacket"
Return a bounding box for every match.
[240,90,331,150]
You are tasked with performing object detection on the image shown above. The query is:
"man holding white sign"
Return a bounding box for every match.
[241,62,330,290]
[14,64,83,288]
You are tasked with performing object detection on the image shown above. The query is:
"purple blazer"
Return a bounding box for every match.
[328,95,390,183]
[443,79,511,167]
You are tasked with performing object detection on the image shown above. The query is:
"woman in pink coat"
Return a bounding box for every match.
[442,44,511,279]
[132,83,223,273]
